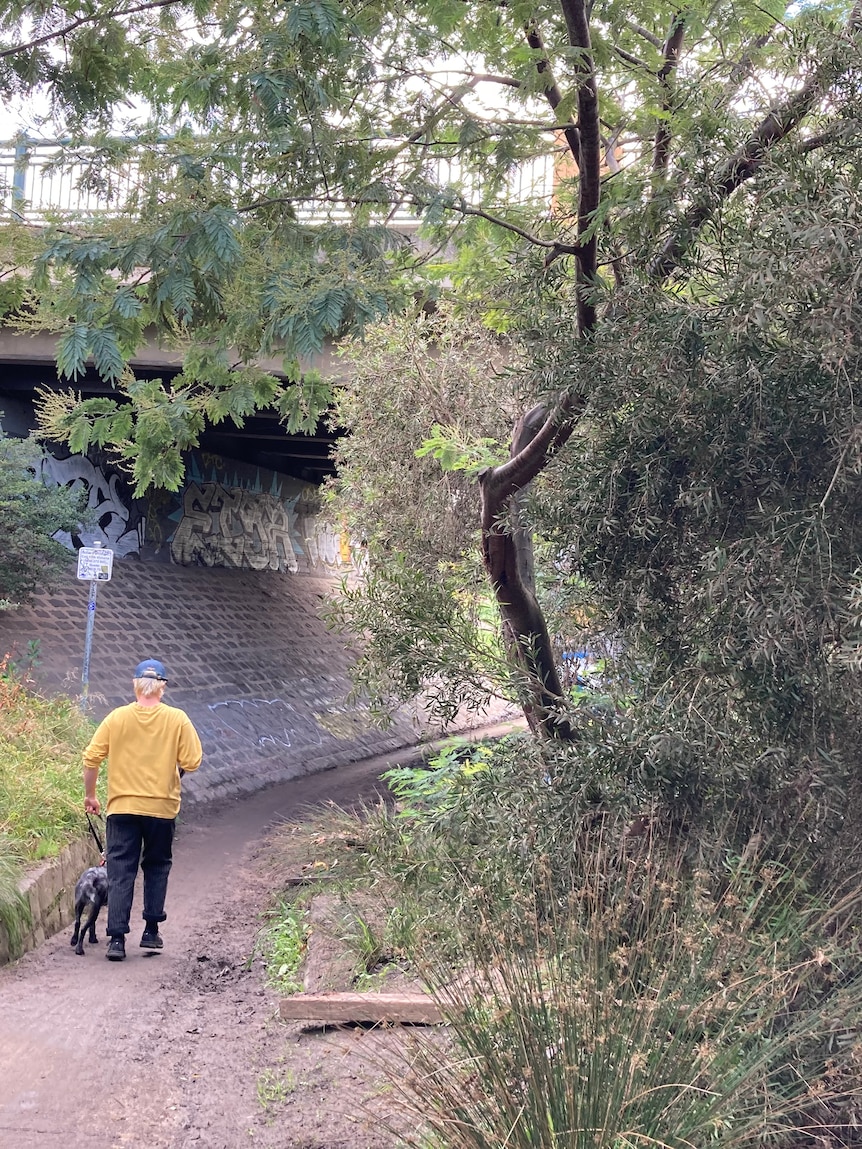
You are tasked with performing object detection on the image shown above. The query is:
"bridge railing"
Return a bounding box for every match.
[0,139,555,227]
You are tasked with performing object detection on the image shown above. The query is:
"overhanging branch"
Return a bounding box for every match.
[653,13,686,175]
[524,20,582,168]
[560,0,601,334]
[0,0,187,60]
[650,0,862,281]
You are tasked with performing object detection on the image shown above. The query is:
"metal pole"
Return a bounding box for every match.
[11,137,29,215]
[80,579,98,711]
[80,540,103,712]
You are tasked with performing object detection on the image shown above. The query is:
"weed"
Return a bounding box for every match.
[383,739,493,820]
[257,899,309,993]
[256,1068,297,1109]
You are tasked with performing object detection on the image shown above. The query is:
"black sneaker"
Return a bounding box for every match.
[140,926,163,950]
[106,936,126,961]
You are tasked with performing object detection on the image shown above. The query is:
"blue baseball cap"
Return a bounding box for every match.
[133,659,169,683]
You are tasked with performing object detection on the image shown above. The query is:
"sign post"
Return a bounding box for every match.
[76,542,114,711]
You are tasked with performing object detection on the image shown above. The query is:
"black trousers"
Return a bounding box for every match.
[105,813,175,937]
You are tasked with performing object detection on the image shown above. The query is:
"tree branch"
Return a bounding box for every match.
[237,192,583,257]
[560,0,601,335]
[653,13,686,175]
[387,80,480,157]
[628,21,663,49]
[650,1,862,281]
[524,20,581,168]
[0,0,187,60]
[797,121,861,153]
[454,203,582,255]
[484,392,583,504]
[612,45,654,75]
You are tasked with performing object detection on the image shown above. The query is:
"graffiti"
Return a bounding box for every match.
[170,482,299,571]
[294,514,363,573]
[205,698,324,752]
[303,519,343,568]
[37,454,144,555]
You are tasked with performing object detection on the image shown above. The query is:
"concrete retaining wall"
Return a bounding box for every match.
[0,837,102,966]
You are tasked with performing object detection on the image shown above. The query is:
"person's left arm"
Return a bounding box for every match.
[176,715,203,775]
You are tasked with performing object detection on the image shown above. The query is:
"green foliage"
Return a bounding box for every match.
[383,740,493,820]
[257,898,309,994]
[326,557,510,725]
[2,0,862,829]
[323,309,525,723]
[415,425,505,477]
[0,659,100,862]
[0,427,87,607]
[5,0,853,486]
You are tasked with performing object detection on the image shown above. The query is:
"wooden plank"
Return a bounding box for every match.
[283,873,335,886]
[278,991,443,1025]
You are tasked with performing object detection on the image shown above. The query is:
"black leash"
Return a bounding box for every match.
[86,811,105,857]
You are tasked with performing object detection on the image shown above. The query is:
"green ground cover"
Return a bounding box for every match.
[0,658,100,864]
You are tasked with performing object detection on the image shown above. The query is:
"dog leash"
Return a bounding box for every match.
[85,811,105,857]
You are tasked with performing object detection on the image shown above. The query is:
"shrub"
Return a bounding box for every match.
[0,658,99,861]
[397,822,862,1149]
[0,429,86,608]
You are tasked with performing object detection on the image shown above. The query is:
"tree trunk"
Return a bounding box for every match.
[479,405,571,740]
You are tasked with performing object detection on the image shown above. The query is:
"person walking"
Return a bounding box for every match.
[83,658,203,961]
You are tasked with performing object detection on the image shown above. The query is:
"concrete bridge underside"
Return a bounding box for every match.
[0,326,345,484]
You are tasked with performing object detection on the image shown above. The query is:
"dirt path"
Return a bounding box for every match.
[0,753,423,1149]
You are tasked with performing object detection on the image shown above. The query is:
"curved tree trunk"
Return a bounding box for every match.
[479,406,569,739]
[477,0,600,739]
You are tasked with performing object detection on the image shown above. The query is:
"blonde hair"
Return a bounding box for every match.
[134,676,166,699]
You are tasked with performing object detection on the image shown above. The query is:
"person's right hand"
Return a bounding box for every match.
[85,796,101,816]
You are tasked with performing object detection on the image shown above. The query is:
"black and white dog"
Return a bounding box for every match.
[70,862,108,956]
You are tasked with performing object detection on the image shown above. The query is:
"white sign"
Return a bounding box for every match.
[76,547,115,582]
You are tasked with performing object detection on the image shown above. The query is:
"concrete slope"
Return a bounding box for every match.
[1,558,511,805]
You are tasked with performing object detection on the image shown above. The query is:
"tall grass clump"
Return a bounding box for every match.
[391,816,862,1149]
[0,657,98,862]
[348,739,862,1147]
[0,834,30,951]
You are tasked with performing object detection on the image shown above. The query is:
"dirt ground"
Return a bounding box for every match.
[0,751,439,1149]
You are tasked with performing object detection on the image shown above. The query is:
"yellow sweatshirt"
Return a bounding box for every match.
[83,702,203,819]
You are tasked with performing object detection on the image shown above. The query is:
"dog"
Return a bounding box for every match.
[70,864,108,956]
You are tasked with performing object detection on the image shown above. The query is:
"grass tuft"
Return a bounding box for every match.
[0,834,31,950]
[395,821,862,1149]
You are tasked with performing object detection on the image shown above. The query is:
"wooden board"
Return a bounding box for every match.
[278,991,443,1025]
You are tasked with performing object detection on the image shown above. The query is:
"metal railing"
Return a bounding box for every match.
[0,138,555,227]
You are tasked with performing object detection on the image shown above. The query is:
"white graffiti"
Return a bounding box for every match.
[303,519,344,568]
[206,698,324,751]
[294,515,364,572]
[38,454,144,555]
[170,482,299,571]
